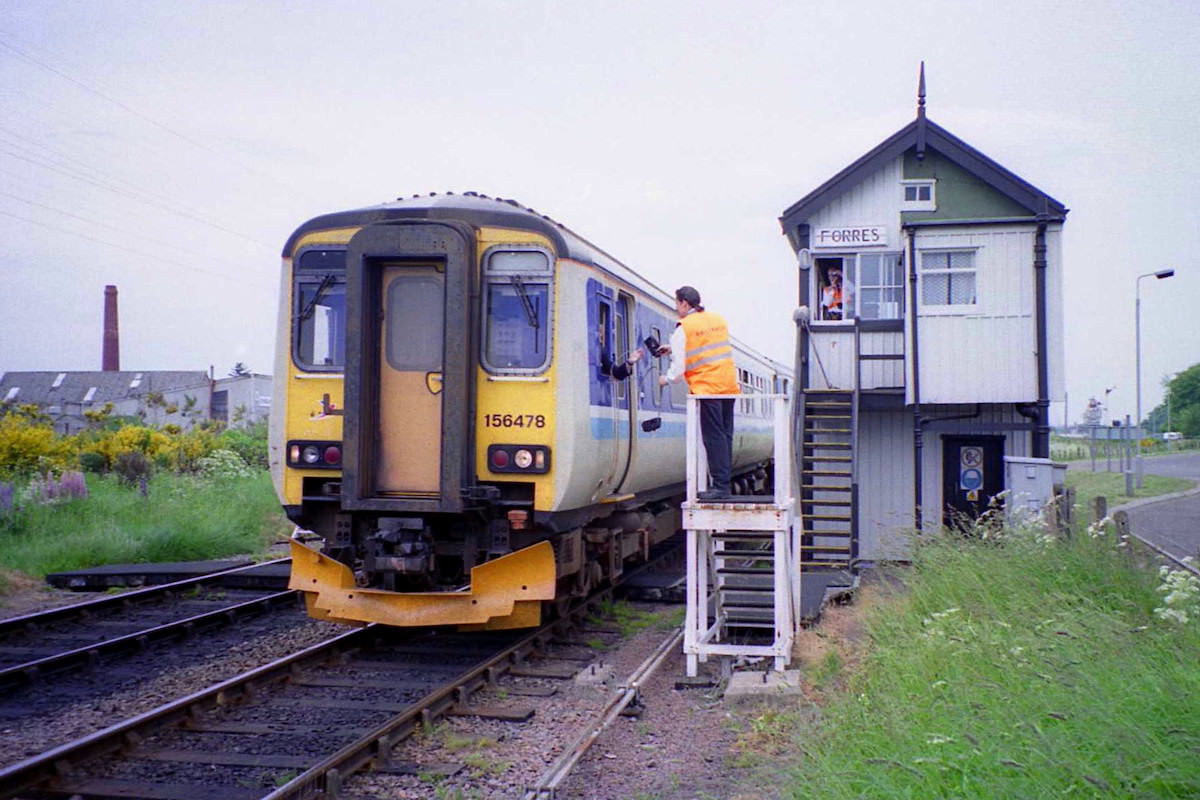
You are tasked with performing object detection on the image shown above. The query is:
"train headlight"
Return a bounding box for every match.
[287,440,343,469]
[486,445,550,474]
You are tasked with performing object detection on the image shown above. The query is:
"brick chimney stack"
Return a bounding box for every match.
[102,284,120,371]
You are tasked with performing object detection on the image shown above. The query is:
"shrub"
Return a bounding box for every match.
[217,421,268,469]
[162,428,218,473]
[0,412,75,479]
[196,449,254,481]
[79,425,171,473]
[114,451,153,488]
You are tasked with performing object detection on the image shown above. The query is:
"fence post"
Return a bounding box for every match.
[1092,495,1107,524]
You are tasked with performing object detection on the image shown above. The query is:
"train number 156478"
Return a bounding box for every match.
[483,413,546,428]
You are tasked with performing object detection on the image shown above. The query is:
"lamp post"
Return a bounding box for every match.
[1135,269,1175,486]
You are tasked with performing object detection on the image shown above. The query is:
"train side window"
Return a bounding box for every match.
[596,301,612,376]
[294,248,347,370]
[482,247,553,373]
[614,297,629,403]
[651,325,663,405]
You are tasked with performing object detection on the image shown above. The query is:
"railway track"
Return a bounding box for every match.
[1,544,687,800]
[0,560,296,692]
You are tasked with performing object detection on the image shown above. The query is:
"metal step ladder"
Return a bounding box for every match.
[796,388,859,616]
[682,393,798,676]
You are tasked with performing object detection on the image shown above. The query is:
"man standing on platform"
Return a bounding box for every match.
[659,286,740,500]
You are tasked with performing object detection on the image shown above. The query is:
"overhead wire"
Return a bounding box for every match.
[0,34,305,196]
[0,143,275,249]
[0,124,265,234]
[0,208,275,288]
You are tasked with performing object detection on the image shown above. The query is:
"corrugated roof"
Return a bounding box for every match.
[0,371,212,406]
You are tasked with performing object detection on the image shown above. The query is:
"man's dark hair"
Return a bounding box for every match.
[675,285,703,310]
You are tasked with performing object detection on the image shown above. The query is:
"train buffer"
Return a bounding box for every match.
[681,393,799,676]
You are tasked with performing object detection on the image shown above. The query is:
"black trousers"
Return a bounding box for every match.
[699,397,735,492]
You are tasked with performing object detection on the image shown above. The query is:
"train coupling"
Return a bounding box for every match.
[288,537,557,630]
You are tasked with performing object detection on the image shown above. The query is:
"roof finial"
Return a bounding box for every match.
[916,61,927,161]
[918,61,926,119]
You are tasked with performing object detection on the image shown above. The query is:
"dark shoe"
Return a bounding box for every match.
[697,489,730,501]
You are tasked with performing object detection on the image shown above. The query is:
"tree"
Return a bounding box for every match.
[229,362,250,377]
[1152,364,1200,436]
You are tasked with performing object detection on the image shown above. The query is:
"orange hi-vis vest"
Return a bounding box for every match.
[680,310,739,395]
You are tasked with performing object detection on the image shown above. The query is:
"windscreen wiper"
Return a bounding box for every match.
[510,275,540,330]
[300,274,338,321]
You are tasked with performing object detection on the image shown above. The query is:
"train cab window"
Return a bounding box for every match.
[482,247,552,372]
[294,249,347,370]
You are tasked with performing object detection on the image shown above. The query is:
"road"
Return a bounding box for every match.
[1107,451,1200,564]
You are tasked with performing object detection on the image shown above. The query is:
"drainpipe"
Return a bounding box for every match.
[906,225,924,531]
[1032,219,1050,458]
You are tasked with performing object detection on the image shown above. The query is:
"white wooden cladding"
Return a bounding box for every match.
[808,330,904,391]
[910,226,1039,405]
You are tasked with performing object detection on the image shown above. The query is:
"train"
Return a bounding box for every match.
[270,193,792,630]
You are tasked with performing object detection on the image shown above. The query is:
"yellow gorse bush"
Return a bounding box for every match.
[0,412,76,478]
[77,425,172,472]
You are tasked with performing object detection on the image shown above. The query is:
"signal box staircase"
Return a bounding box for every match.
[797,388,859,615]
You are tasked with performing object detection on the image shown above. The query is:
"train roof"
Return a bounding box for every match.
[283,192,791,379]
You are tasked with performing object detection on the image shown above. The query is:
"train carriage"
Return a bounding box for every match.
[271,193,790,629]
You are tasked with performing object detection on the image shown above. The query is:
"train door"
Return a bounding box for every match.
[941,435,1004,528]
[377,264,443,493]
[612,292,635,490]
[591,288,635,497]
[342,222,472,513]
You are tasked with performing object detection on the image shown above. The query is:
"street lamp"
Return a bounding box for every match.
[1135,269,1175,486]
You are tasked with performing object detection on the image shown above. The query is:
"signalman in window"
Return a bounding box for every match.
[821,265,850,320]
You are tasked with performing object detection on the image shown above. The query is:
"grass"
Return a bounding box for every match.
[780,522,1200,798]
[0,471,289,587]
[1064,469,1194,515]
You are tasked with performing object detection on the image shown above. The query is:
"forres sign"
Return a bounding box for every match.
[813,225,888,249]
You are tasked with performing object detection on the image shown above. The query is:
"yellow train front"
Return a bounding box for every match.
[270,193,789,630]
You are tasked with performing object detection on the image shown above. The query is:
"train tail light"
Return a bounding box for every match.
[487,445,550,474]
[287,440,343,469]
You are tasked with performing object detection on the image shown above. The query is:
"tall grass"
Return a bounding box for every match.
[785,526,1200,798]
[0,472,289,580]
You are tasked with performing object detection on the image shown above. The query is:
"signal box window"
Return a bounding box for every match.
[482,247,552,372]
[921,250,977,307]
[901,179,936,211]
[858,253,905,320]
[295,249,346,370]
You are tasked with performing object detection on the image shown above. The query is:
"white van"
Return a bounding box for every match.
[1162,431,1183,441]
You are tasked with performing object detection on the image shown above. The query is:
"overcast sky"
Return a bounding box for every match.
[1,0,1197,425]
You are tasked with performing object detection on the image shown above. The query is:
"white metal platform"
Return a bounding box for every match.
[682,393,799,676]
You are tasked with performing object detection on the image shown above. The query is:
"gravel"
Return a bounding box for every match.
[343,604,809,800]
